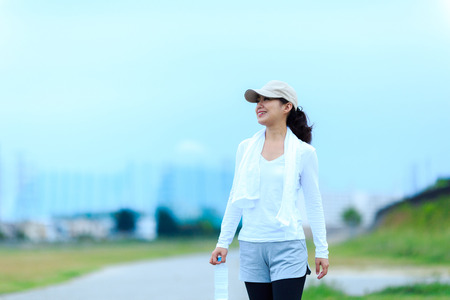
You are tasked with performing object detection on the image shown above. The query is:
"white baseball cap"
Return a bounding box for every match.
[244,80,298,109]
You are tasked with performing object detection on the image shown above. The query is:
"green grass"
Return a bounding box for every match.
[0,237,217,295]
[328,195,450,266]
[304,283,450,299]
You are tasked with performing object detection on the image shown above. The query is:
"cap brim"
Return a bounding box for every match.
[244,89,281,103]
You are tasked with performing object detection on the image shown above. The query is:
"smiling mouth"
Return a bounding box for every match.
[257,111,266,117]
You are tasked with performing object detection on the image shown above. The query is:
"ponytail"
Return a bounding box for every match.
[280,99,313,143]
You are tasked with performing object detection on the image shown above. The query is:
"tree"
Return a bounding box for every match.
[113,208,139,233]
[156,206,179,237]
[342,207,362,228]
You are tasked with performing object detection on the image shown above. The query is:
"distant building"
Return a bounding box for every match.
[3,163,161,223]
[156,163,233,224]
[135,216,157,240]
[0,222,17,239]
[56,216,114,240]
[17,220,58,242]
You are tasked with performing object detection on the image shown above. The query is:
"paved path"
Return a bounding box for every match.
[0,251,247,300]
[307,266,450,296]
[1,251,449,299]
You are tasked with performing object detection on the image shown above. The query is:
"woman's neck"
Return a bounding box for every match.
[265,124,287,142]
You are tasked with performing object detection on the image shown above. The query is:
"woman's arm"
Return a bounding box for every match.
[209,140,246,264]
[210,199,242,265]
[301,149,328,258]
[216,199,243,249]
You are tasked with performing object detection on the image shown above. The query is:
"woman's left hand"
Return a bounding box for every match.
[315,257,329,279]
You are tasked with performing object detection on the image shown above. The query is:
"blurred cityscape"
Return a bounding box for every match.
[0,150,399,243]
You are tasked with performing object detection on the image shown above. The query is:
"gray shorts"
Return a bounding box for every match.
[239,240,311,283]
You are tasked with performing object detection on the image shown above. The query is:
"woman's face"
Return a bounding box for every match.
[255,95,292,126]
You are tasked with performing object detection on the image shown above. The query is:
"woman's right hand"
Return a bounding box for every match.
[209,247,228,265]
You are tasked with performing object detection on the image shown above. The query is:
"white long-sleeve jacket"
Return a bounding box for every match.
[216,131,329,259]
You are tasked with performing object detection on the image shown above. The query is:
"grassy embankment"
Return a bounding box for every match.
[302,192,450,299]
[303,282,450,300]
[327,194,449,267]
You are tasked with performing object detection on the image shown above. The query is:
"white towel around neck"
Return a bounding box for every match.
[231,127,301,227]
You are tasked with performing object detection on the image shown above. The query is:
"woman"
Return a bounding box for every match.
[209,80,329,300]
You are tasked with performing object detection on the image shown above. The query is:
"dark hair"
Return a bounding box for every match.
[280,98,313,144]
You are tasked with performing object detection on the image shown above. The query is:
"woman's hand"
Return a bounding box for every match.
[209,247,228,265]
[315,257,329,279]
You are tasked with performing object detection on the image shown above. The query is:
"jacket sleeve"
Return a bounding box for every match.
[301,149,329,258]
[216,141,246,249]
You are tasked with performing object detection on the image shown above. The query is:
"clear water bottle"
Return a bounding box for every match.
[214,256,228,300]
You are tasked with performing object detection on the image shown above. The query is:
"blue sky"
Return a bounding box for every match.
[0,0,449,196]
